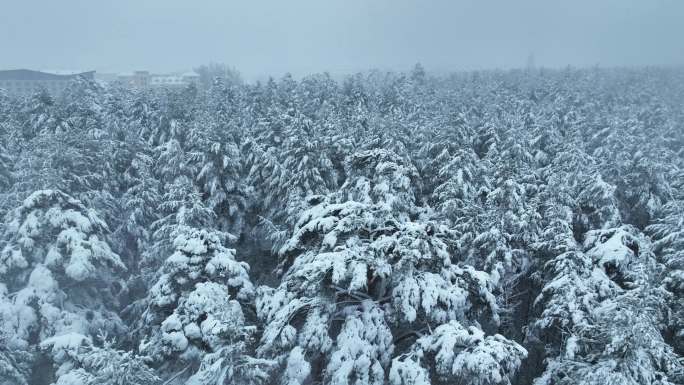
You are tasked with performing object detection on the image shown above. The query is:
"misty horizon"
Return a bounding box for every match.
[2,0,684,80]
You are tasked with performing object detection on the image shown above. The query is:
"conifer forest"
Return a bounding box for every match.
[0,66,683,385]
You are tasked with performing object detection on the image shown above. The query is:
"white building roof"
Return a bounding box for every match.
[41,70,88,76]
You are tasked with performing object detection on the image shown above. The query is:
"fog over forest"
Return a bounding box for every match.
[0,2,683,385]
[2,0,684,77]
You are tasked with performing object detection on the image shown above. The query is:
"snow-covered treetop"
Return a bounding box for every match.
[0,189,125,283]
[340,149,421,215]
[391,320,527,385]
[41,332,161,385]
[149,227,253,309]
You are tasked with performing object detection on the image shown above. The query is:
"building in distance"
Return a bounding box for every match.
[0,69,95,97]
[115,71,199,89]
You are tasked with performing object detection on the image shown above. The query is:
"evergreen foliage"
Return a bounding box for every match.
[0,67,682,384]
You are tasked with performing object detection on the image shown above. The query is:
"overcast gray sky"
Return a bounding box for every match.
[1,0,683,80]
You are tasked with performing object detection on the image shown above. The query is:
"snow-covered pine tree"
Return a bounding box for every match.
[140,227,268,384]
[17,89,61,139]
[432,148,489,224]
[256,149,524,385]
[0,190,127,381]
[390,320,527,385]
[647,201,684,354]
[59,76,108,137]
[40,332,160,385]
[115,150,162,266]
[187,80,248,237]
[533,222,684,384]
[0,140,12,193]
[0,330,32,385]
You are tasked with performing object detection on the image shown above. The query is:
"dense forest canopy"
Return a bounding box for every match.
[0,65,683,385]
